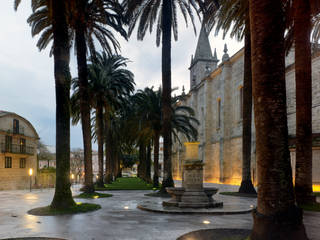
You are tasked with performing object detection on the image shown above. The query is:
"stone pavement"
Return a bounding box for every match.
[0,183,318,240]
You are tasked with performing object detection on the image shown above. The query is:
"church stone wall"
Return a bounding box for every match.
[172,29,320,187]
[203,142,220,183]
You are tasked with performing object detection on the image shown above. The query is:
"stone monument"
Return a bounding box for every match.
[163,142,223,208]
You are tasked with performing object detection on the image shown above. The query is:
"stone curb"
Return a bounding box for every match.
[177,228,251,240]
[137,203,253,215]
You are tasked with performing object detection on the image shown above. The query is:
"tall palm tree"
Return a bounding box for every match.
[88,52,134,183]
[23,0,127,192]
[293,0,315,205]
[124,0,199,191]
[249,0,308,238]
[15,0,76,209]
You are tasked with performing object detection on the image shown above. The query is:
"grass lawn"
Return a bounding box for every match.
[96,177,157,191]
[74,192,112,199]
[219,192,257,198]
[300,202,320,212]
[27,203,101,216]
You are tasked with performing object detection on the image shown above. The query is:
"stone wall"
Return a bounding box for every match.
[0,154,37,190]
[37,171,56,188]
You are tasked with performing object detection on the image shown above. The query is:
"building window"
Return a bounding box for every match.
[239,86,243,120]
[20,158,26,168]
[13,119,19,134]
[217,98,221,128]
[20,138,26,153]
[5,135,12,152]
[5,157,12,168]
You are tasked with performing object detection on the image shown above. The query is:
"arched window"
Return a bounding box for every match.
[239,85,243,120]
[217,98,221,128]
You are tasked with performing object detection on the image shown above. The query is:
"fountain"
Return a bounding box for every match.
[163,142,223,208]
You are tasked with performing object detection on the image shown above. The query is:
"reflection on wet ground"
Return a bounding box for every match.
[0,182,318,240]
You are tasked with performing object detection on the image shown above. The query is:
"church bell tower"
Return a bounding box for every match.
[189,24,218,90]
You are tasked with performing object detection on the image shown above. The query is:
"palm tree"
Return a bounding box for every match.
[15,0,76,209]
[88,52,134,183]
[23,0,127,192]
[124,0,199,191]
[133,87,199,187]
[249,0,308,238]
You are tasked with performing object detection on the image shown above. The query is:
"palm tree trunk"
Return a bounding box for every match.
[160,0,174,193]
[249,0,307,239]
[96,101,104,187]
[75,0,94,193]
[294,0,315,205]
[138,143,146,180]
[153,133,160,187]
[138,143,147,180]
[104,111,113,183]
[146,142,152,183]
[239,16,256,194]
[50,0,75,209]
[112,139,119,179]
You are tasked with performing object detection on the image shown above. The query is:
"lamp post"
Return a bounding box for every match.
[71,173,75,188]
[29,168,33,192]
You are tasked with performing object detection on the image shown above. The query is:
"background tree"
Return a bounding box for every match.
[124,0,199,191]
[202,0,255,194]
[132,87,199,187]
[70,149,85,182]
[37,141,55,169]
[68,0,127,193]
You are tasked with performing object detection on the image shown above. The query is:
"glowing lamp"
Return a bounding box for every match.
[29,168,33,176]
[203,220,210,224]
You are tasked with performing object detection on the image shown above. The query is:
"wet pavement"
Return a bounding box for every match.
[0,183,318,240]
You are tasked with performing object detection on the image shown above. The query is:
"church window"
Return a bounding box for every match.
[239,86,243,120]
[217,98,221,128]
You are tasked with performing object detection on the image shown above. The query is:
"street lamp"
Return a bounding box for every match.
[70,173,75,188]
[29,168,33,192]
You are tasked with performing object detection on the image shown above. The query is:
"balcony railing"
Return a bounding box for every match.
[0,127,25,135]
[12,127,25,135]
[0,143,34,155]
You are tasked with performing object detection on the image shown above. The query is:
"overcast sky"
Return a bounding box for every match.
[0,1,243,150]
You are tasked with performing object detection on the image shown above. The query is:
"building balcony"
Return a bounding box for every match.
[0,143,34,155]
[0,127,25,136]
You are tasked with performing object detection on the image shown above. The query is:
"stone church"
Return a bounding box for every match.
[172,26,320,190]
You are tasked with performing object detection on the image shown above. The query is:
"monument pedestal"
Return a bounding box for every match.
[163,142,223,209]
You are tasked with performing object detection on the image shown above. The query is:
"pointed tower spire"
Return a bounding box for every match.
[191,24,213,67]
[182,85,185,96]
[189,22,217,90]
[222,43,230,62]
